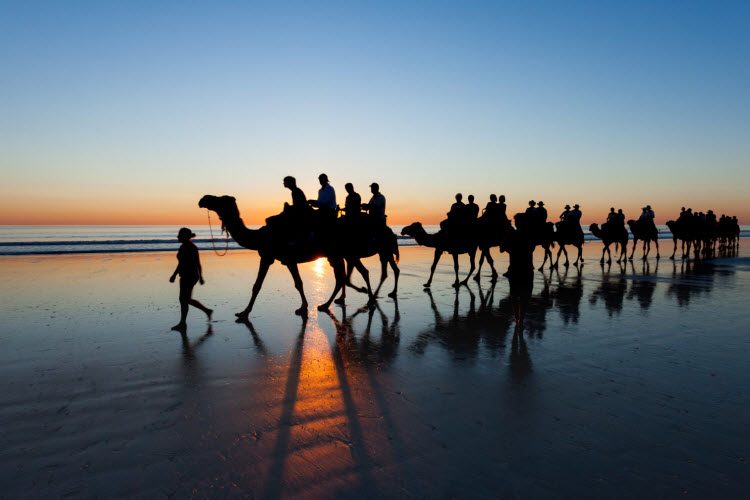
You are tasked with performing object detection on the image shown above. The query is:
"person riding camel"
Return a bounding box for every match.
[560,204,571,222]
[342,182,362,220]
[308,173,337,220]
[466,195,480,220]
[498,195,510,226]
[482,194,499,221]
[362,182,386,226]
[639,204,656,229]
[536,201,548,223]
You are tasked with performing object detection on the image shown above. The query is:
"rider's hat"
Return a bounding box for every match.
[574,204,580,209]
[564,204,571,209]
[538,201,544,206]
[177,227,196,240]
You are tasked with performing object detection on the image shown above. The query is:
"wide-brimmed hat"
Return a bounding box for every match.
[538,201,545,206]
[574,204,580,208]
[564,204,571,209]
[178,227,196,239]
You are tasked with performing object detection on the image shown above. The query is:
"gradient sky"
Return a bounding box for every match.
[2,1,748,225]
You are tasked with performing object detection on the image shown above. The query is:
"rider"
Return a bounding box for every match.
[309,173,337,220]
[466,195,480,220]
[342,182,362,220]
[498,195,509,225]
[560,204,571,222]
[448,193,465,220]
[536,201,548,223]
[606,207,616,224]
[362,182,386,226]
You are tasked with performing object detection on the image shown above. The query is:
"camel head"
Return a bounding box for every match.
[589,223,599,232]
[198,195,239,222]
[400,222,424,237]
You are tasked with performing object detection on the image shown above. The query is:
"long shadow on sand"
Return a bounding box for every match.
[261,319,307,499]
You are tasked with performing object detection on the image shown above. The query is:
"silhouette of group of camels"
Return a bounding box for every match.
[198,193,741,318]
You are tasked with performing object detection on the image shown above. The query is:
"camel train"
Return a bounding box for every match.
[199,193,740,316]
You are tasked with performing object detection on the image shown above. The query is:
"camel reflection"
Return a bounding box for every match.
[411,285,510,361]
[589,262,628,317]
[626,260,658,311]
[237,319,269,357]
[666,259,735,307]
[322,300,401,367]
[551,266,584,326]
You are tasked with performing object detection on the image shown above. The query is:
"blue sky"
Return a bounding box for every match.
[1,1,748,223]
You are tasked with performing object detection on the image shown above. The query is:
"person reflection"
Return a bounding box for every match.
[506,213,535,328]
[180,325,214,362]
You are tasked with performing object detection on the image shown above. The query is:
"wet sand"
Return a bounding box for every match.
[1,242,749,497]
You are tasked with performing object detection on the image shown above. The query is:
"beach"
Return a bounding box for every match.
[1,242,750,497]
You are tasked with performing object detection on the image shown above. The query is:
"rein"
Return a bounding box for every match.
[206,210,230,256]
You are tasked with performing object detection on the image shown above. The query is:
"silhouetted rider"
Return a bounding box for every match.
[308,173,337,220]
[362,182,386,226]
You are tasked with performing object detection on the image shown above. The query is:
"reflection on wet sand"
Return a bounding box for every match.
[589,263,628,316]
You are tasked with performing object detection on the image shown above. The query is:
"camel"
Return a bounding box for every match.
[532,221,556,271]
[553,222,584,268]
[198,195,398,318]
[473,220,513,282]
[627,219,660,261]
[400,222,478,288]
[589,222,628,264]
[666,219,694,260]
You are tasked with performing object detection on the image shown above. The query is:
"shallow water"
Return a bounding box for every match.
[0,241,749,497]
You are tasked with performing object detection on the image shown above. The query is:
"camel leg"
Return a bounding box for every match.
[474,250,486,282]
[236,257,274,320]
[318,258,345,311]
[424,249,442,288]
[334,263,352,305]
[546,245,555,270]
[286,262,309,316]
[575,245,583,266]
[553,246,562,269]
[387,256,400,298]
[461,250,477,285]
[628,239,636,261]
[351,258,376,305]
[670,238,677,260]
[345,260,368,294]
[485,249,498,281]
[538,246,549,271]
[600,245,607,264]
[373,255,388,297]
[654,239,660,260]
[451,253,461,288]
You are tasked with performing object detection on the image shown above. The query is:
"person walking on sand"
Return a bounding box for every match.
[169,227,212,331]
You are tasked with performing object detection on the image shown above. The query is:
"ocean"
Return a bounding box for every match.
[0,224,745,256]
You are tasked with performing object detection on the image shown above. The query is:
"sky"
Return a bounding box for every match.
[1,0,748,225]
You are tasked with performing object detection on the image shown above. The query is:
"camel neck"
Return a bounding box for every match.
[223,216,260,250]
